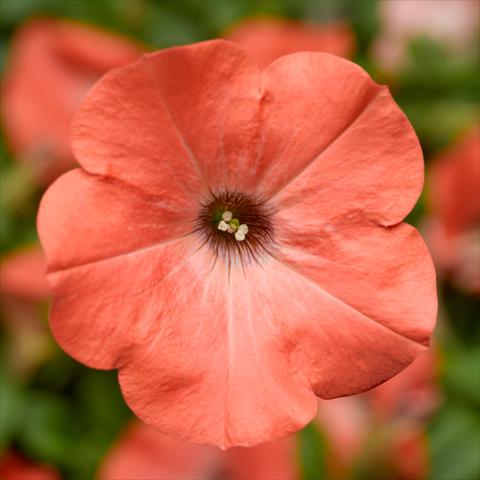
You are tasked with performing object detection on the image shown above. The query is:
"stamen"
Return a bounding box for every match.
[218,220,229,231]
[218,213,247,241]
[222,211,233,222]
[196,191,274,264]
[235,230,246,241]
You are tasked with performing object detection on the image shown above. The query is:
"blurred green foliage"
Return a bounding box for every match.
[1,339,131,478]
[297,423,327,480]
[0,1,479,479]
[394,38,479,157]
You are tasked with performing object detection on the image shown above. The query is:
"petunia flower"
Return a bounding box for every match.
[226,17,354,68]
[37,40,437,448]
[373,0,480,71]
[98,421,298,480]
[2,18,142,183]
[0,451,59,480]
[426,127,480,294]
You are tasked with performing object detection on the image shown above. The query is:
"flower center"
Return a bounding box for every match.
[217,210,249,241]
[196,191,273,264]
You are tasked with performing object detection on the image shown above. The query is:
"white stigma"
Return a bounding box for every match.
[218,220,229,231]
[222,211,233,222]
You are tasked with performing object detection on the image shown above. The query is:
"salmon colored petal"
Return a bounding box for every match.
[45,233,199,369]
[72,40,260,195]
[117,249,426,447]
[0,246,50,301]
[273,220,437,345]
[117,254,315,448]
[37,169,198,368]
[144,40,262,193]
[247,259,428,399]
[73,45,422,224]
[255,54,422,226]
[254,52,377,196]
[37,169,196,272]
[226,18,355,69]
[98,422,218,480]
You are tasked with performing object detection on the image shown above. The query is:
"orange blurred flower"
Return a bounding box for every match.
[226,17,355,68]
[98,421,298,480]
[2,18,142,183]
[426,127,480,294]
[0,245,49,301]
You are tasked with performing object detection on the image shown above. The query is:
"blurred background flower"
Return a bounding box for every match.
[2,18,142,184]
[225,17,355,68]
[426,127,480,295]
[98,421,298,480]
[1,1,478,479]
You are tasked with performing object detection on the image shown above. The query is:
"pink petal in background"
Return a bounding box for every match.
[426,127,480,294]
[2,19,142,183]
[98,422,298,480]
[226,17,355,68]
[0,246,49,301]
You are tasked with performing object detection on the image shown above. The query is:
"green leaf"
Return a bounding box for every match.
[18,391,76,463]
[76,369,131,433]
[443,346,480,406]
